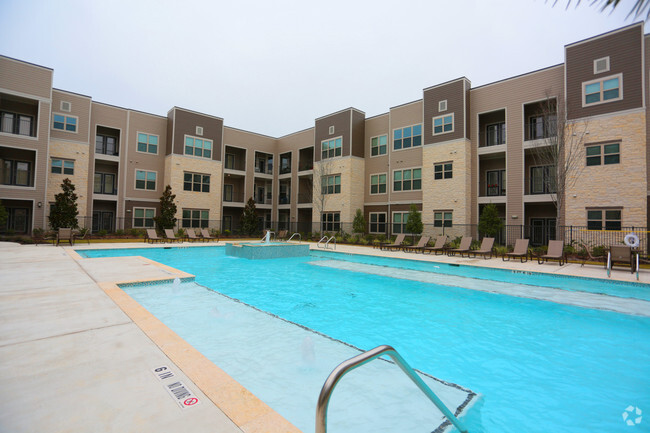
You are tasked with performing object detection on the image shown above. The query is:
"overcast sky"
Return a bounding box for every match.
[0,0,638,137]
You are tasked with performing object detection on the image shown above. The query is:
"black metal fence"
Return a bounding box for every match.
[42,216,648,253]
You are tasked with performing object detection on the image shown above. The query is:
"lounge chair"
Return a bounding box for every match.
[469,237,495,259]
[448,236,472,256]
[146,229,165,243]
[164,229,182,243]
[200,228,219,242]
[73,229,91,245]
[608,245,636,273]
[380,234,406,251]
[503,238,530,262]
[422,235,447,255]
[56,228,74,246]
[538,240,565,265]
[402,236,431,253]
[186,229,203,242]
[276,230,288,241]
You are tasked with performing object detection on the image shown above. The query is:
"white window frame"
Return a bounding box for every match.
[432,113,454,136]
[392,211,409,234]
[438,100,447,112]
[392,124,423,151]
[392,167,422,192]
[132,207,156,228]
[52,113,78,133]
[60,101,71,112]
[582,73,623,107]
[369,172,387,195]
[51,158,74,175]
[370,134,388,157]
[136,132,159,155]
[434,210,453,227]
[593,56,610,74]
[369,212,387,234]
[183,171,210,193]
[195,126,204,136]
[321,174,341,195]
[321,136,342,160]
[135,169,157,191]
[184,134,213,159]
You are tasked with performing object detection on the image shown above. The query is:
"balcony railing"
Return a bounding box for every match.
[223,192,245,203]
[0,112,34,137]
[526,120,557,141]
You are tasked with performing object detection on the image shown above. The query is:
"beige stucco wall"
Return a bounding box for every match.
[164,154,222,226]
[565,110,647,227]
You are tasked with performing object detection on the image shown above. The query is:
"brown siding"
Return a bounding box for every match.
[566,24,643,120]
[172,108,223,161]
[314,109,352,162]
[51,90,92,144]
[351,110,366,158]
[166,109,174,156]
[423,78,467,145]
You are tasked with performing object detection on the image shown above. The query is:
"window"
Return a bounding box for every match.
[392,212,409,234]
[434,162,452,180]
[370,174,387,194]
[438,100,447,112]
[51,159,74,175]
[225,153,236,170]
[328,126,335,135]
[96,134,118,156]
[182,209,209,228]
[486,170,506,196]
[371,135,387,156]
[184,135,212,159]
[321,137,342,159]
[133,208,155,228]
[53,114,77,133]
[530,166,556,194]
[393,125,422,150]
[321,212,340,232]
[586,143,620,166]
[583,74,622,106]
[2,160,32,186]
[432,114,454,135]
[1,112,34,136]
[183,172,210,192]
[321,174,341,195]
[369,213,386,234]
[137,133,158,154]
[527,115,557,140]
[434,211,453,227]
[223,184,233,202]
[135,170,156,190]
[486,122,505,146]
[280,152,292,174]
[94,172,116,194]
[587,209,621,231]
[195,126,204,136]
[393,168,421,191]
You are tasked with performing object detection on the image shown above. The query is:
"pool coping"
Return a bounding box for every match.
[67,247,302,433]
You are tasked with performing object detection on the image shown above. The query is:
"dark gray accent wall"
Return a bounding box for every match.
[171,108,223,161]
[566,24,643,120]
[423,78,468,145]
[314,108,365,162]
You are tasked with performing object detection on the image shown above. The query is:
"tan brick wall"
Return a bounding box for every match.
[422,139,472,234]
[46,139,90,217]
[565,111,647,227]
[312,157,365,224]
[164,154,222,225]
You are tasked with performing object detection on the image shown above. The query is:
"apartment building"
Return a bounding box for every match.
[0,23,647,245]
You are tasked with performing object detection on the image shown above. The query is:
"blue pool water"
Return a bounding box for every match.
[80,246,650,432]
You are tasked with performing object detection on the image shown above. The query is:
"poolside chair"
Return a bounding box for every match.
[469,237,495,259]
[73,229,91,245]
[448,236,472,257]
[608,245,636,273]
[200,228,219,242]
[422,235,447,255]
[276,230,288,241]
[503,239,530,262]
[186,229,203,242]
[164,229,182,243]
[56,228,74,246]
[146,229,165,244]
[379,234,406,251]
[538,240,566,266]
[402,236,431,253]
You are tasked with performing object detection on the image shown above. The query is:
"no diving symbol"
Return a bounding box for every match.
[184,397,199,407]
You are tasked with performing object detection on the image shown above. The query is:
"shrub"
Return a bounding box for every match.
[592,245,607,257]
[115,229,125,236]
[176,228,186,237]
[377,234,386,242]
[223,229,231,236]
[494,245,508,256]
[97,229,108,237]
[449,236,462,249]
[129,228,142,237]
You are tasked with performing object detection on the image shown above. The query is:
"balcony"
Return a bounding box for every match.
[0,93,38,138]
[0,146,35,187]
[95,126,120,157]
[279,151,292,175]
[224,146,246,171]
[524,99,557,142]
[255,151,273,175]
[298,146,314,172]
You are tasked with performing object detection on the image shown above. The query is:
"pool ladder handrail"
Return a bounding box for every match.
[317,235,336,249]
[606,251,640,280]
[260,230,275,243]
[315,344,468,433]
[288,232,301,242]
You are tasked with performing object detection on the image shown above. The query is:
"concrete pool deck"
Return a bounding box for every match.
[1,240,649,432]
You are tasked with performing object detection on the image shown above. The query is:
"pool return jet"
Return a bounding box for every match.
[316,344,469,433]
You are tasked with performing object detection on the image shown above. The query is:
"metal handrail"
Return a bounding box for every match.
[315,345,468,433]
[325,236,336,250]
[288,232,301,242]
[317,235,328,248]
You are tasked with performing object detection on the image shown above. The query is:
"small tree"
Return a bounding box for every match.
[154,185,177,231]
[240,197,259,236]
[352,209,366,234]
[49,178,79,230]
[404,204,423,243]
[478,203,504,239]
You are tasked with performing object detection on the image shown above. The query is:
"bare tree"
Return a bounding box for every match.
[529,95,589,227]
[310,158,333,231]
[552,0,650,20]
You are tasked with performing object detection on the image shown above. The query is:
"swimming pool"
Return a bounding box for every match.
[80,246,650,432]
